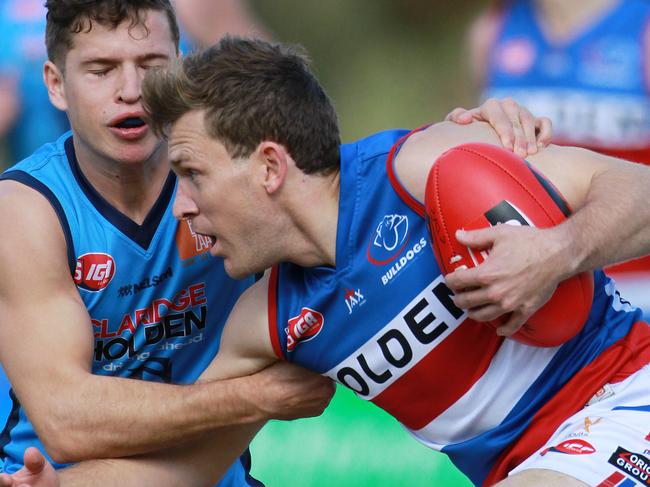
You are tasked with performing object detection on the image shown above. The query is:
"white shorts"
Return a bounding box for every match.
[510,364,650,487]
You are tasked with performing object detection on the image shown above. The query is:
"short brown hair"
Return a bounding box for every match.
[143,36,341,175]
[45,0,180,69]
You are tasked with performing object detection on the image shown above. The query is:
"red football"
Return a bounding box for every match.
[424,142,594,347]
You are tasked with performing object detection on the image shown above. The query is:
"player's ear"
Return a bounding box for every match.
[44,61,67,111]
[258,141,289,194]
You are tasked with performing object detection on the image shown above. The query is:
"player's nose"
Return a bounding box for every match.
[173,182,198,220]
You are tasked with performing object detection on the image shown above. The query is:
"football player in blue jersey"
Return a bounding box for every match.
[6,37,650,487]
[0,2,335,486]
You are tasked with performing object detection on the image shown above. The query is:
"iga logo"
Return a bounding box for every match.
[74,253,116,291]
[541,439,596,456]
[367,214,410,265]
[286,308,324,352]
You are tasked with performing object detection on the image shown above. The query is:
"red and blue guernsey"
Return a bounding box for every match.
[483,0,650,165]
[0,133,261,486]
[268,129,650,486]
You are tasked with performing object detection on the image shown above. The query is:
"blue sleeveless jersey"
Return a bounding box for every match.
[483,0,650,162]
[268,129,646,485]
[0,133,261,486]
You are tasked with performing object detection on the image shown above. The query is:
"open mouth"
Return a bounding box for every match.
[113,117,146,129]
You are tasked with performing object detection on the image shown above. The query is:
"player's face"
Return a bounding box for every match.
[169,110,272,279]
[49,10,176,167]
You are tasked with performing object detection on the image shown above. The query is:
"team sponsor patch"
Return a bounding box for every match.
[344,288,366,314]
[93,282,208,363]
[541,439,596,456]
[367,214,410,266]
[74,253,116,291]
[117,266,173,297]
[380,236,428,286]
[326,275,464,399]
[175,219,213,260]
[608,447,650,486]
[286,307,324,352]
[587,384,616,406]
[584,417,603,433]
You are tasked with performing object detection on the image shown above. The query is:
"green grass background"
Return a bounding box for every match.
[250,386,472,486]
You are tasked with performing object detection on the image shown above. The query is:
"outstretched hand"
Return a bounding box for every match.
[446,97,552,158]
[444,225,565,337]
[0,448,58,487]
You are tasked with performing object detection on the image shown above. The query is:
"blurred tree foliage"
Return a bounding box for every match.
[253,0,491,140]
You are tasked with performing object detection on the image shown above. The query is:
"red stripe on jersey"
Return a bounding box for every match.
[372,319,502,430]
[484,321,650,486]
[386,125,430,217]
[267,265,285,360]
[596,471,625,487]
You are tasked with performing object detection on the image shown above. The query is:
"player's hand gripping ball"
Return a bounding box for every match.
[425,143,594,347]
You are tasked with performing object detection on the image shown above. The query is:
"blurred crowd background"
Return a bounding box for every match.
[1,0,649,486]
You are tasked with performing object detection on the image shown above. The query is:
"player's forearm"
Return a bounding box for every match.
[41,372,265,463]
[55,423,263,487]
[552,161,650,278]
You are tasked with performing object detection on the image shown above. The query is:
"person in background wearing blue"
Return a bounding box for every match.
[0,0,69,164]
[468,0,650,320]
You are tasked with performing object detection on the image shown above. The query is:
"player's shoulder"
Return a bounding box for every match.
[344,129,410,164]
[394,121,501,202]
[0,176,67,254]
[0,134,70,216]
[0,132,72,176]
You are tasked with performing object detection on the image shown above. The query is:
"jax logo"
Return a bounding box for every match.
[541,439,596,457]
[74,253,116,291]
[367,214,410,265]
[286,308,324,352]
[344,288,366,315]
